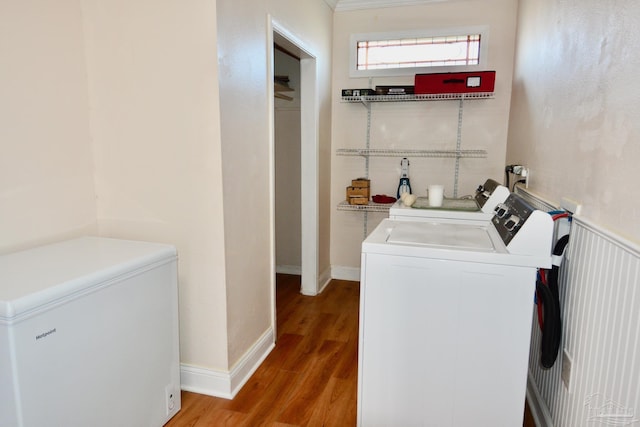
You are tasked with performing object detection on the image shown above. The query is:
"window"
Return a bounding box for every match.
[357,35,480,70]
[350,27,488,78]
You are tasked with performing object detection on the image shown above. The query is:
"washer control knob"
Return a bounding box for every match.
[505,215,522,231]
[494,203,509,218]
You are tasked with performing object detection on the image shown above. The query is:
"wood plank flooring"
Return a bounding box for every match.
[164,274,535,426]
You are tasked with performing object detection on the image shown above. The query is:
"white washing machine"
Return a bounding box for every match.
[389,179,510,221]
[358,193,552,427]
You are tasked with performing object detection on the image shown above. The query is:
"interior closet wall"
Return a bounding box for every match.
[274,49,302,274]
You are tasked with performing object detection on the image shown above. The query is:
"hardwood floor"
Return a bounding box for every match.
[165,274,535,426]
[165,274,358,426]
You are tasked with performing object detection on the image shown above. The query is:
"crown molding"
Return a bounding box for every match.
[324,0,339,10]
[334,0,451,12]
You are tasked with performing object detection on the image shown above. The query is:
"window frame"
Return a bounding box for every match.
[349,26,490,78]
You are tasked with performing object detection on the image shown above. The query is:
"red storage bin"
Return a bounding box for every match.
[414,71,495,94]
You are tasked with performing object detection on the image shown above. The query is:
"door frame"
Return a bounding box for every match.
[267,17,320,330]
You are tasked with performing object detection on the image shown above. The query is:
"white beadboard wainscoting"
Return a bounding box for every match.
[518,187,640,427]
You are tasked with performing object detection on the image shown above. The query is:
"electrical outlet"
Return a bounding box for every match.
[562,349,573,390]
[561,197,582,215]
[165,384,177,415]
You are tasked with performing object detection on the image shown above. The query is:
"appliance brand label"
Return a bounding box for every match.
[35,328,57,341]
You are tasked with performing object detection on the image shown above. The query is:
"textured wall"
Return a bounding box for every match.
[511,2,640,425]
[0,0,97,253]
[508,0,640,244]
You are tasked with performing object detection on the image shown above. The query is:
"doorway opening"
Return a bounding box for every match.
[268,20,319,333]
[274,43,302,278]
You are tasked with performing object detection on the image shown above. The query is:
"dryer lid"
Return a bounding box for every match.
[386,221,495,252]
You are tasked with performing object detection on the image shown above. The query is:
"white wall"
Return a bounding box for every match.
[508,0,640,244]
[1,0,229,374]
[1,0,332,395]
[330,0,519,272]
[509,2,640,425]
[81,0,229,370]
[216,0,333,364]
[0,0,97,253]
[275,50,302,272]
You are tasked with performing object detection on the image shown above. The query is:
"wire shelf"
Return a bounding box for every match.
[341,92,494,103]
[337,201,393,213]
[336,148,487,158]
[338,89,492,218]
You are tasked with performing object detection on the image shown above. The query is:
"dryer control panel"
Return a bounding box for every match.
[492,194,535,244]
[492,194,553,260]
[475,179,502,207]
[475,179,511,213]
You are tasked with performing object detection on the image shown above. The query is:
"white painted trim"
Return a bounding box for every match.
[572,215,640,256]
[526,372,554,427]
[299,55,320,296]
[270,19,320,298]
[180,364,234,399]
[336,0,453,12]
[229,328,275,396]
[180,328,275,399]
[318,265,332,292]
[300,266,332,296]
[267,15,278,357]
[331,265,361,282]
[324,0,339,9]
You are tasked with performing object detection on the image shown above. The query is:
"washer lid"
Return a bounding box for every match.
[412,197,480,211]
[386,221,495,251]
[363,219,549,268]
[388,199,494,221]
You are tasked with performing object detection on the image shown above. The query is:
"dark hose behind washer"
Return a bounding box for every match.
[537,234,570,368]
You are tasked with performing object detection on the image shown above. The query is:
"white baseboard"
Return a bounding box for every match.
[277,265,353,294]
[299,265,334,296]
[527,371,554,427]
[317,265,332,293]
[275,265,302,275]
[180,327,275,399]
[180,364,234,399]
[331,265,360,282]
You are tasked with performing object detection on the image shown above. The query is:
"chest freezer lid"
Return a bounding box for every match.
[0,236,176,320]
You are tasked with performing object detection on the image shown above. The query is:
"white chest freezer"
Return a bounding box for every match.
[0,237,181,427]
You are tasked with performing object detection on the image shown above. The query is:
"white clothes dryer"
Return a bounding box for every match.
[389,178,510,222]
[358,193,552,427]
